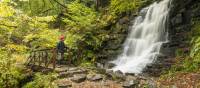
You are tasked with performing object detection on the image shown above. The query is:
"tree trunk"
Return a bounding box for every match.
[95,0,100,11]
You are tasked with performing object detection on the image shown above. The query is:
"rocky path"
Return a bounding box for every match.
[53,65,123,88]
[26,64,157,88]
[52,65,158,88]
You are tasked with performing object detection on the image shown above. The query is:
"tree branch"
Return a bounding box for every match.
[0,24,17,28]
[53,0,67,8]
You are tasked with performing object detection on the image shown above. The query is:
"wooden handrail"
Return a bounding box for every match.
[26,48,58,70]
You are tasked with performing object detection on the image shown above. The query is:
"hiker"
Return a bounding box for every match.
[56,35,66,62]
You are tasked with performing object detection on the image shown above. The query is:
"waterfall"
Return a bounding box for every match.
[111,0,171,74]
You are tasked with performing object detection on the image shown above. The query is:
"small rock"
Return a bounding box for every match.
[115,70,125,78]
[125,73,135,76]
[86,74,94,80]
[71,74,86,83]
[68,67,79,71]
[96,63,104,69]
[119,16,129,24]
[123,80,139,88]
[67,69,87,77]
[54,78,72,88]
[58,72,69,78]
[96,68,106,74]
[87,74,103,81]
[171,85,177,88]
[104,63,116,69]
[126,75,137,81]
[105,70,114,77]
[55,67,68,72]
[115,70,123,74]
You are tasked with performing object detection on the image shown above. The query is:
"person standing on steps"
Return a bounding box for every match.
[56,35,66,64]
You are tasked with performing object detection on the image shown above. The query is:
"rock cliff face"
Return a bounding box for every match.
[97,0,200,76]
[144,0,200,76]
[96,1,156,66]
[96,12,136,65]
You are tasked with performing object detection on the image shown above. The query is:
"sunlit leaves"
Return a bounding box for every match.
[109,0,143,16]
[15,0,71,16]
[0,49,23,88]
[5,44,27,53]
[63,1,97,29]
[65,32,83,49]
[24,29,60,48]
[0,2,15,17]
[190,21,200,58]
[23,73,58,88]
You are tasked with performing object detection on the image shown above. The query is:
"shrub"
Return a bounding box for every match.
[0,49,24,88]
[23,73,58,88]
[109,0,143,16]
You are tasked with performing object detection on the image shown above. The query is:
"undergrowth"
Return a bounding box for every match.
[161,20,200,78]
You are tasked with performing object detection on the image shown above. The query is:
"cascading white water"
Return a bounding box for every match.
[111,0,171,74]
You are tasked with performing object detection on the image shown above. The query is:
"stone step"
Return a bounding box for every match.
[58,67,88,78]
[70,74,87,83]
[54,78,72,88]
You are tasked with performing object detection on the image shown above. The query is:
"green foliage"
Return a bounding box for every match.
[14,0,73,16]
[190,21,200,59]
[0,1,15,17]
[23,73,58,88]
[175,48,185,57]
[0,0,158,87]
[0,1,16,46]
[109,0,143,16]
[0,49,24,88]
[164,21,200,75]
[5,44,27,53]
[24,29,61,48]
[63,1,97,30]
[61,1,108,62]
[0,1,57,49]
[184,21,200,71]
[79,59,95,67]
[182,57,200,72]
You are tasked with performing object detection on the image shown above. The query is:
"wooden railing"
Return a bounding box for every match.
[25,48,57,69]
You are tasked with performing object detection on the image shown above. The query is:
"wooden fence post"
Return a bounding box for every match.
[33,52,36,65]
[52,48,57,70]
[44,51,48,67]
[38,52,42,66]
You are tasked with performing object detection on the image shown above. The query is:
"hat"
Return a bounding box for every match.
[59,35,65,40]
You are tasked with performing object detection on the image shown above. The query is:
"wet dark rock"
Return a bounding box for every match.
[171,14,183,26]
[71,74,86,83]
[139,7,148,18]
[115,70,123,74]
[105,69,114,77]
[119,16,130,24]
[104,62,116,69]
[114,70,126,80]
[125,73,135,76]
[105,39,122,49]
[96,68,107,74]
